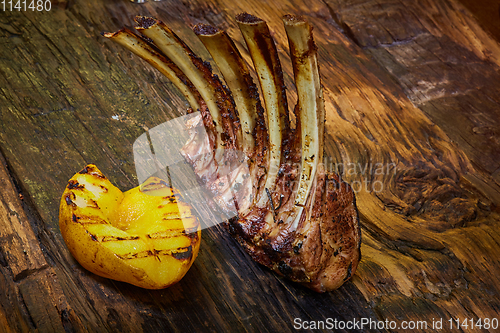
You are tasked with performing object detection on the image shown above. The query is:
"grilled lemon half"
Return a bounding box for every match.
[59,164,201,289]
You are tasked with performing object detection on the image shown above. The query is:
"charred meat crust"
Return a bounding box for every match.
[226,169,360,291]
[193,24,219,36]
[235,13,264,24]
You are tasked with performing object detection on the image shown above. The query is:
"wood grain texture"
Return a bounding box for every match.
[0,151,85,333]
[0,0,499,331]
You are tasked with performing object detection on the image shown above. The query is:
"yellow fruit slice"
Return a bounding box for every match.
[59,164,201,289]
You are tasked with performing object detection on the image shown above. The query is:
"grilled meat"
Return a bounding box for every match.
[105,13,361,292]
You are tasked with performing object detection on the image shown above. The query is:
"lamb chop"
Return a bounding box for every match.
[104,13,361,292]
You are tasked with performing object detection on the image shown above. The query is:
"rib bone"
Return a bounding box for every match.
[193,24,269,214]
[135,16,240,154]
[236,13,290,207]
[194,24,257,156]
[284,16,324,208]
[103,28,201,111]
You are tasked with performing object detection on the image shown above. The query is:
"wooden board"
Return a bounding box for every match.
[1,0,499,331]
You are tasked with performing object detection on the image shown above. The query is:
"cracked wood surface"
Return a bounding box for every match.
[0,0,499,332]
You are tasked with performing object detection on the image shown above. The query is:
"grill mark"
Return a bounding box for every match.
[86,198,99,209]
[116,246,192,260]
[88,232,98,242]
[147,231,185,239]
[67,180,84,189]
[64,193,76,207]
[79,166,91,174]
[78,219,108,225]
[140,179,176,195]
[157,203,181,209]
[171,246,193,260]
[100,235,141,242]
[116,250,153,260]
[79,165,105,178]
[86,234,140,242]
[97,184,109,193]
[147,227,199,239]
[161,217,184,221]
[186,231,199,240]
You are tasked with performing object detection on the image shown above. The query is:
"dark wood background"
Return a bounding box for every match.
[1,0,500,332]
